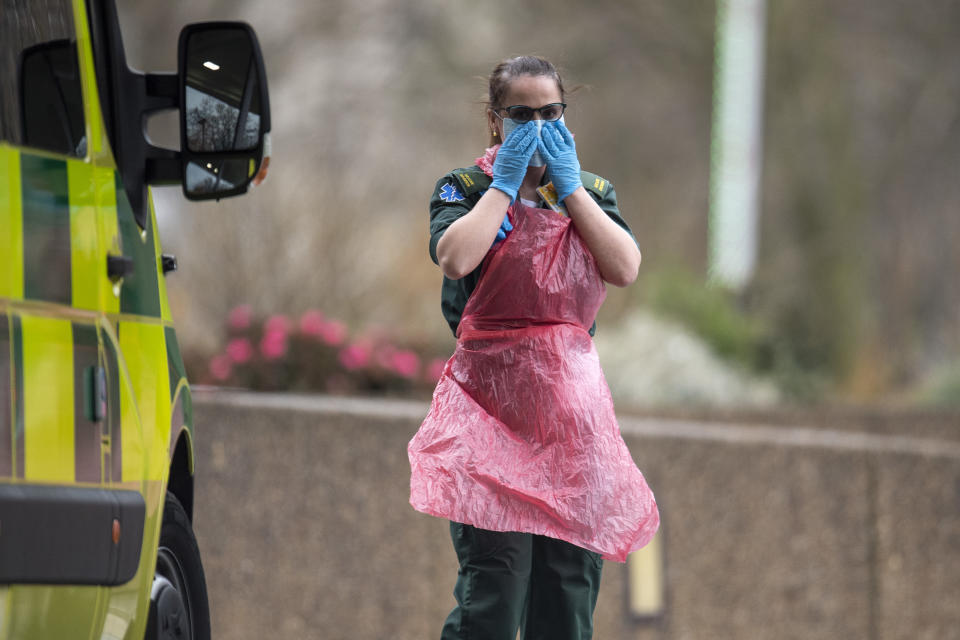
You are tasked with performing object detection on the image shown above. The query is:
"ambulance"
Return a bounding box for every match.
[0,0,270,638]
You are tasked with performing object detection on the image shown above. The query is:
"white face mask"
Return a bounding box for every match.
[502,115,565,167]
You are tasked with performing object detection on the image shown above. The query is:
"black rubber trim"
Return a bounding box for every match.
[0,484,145,585]
[83,0,178,229]
[85,0,116,152]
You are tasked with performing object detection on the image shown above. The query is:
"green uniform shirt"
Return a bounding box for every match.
[429,166,636,337]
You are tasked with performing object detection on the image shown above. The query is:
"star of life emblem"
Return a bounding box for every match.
[439,183,465,203]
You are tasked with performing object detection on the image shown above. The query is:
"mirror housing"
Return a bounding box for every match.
[177,22,271,201]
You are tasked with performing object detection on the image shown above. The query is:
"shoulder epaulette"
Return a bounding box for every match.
[451,167,492,197]
[580,171,612,199]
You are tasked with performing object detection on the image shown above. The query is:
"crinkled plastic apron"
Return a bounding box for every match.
[408,202,659,562]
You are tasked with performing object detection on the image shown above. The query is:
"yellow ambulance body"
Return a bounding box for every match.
[0,1,270,638]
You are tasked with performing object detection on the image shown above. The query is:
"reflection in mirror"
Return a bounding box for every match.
[184,28,261,153]
[185,159,251,197]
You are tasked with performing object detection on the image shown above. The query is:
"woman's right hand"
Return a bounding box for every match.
[490,120,538,202]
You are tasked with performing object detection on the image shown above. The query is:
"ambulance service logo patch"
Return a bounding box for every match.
[439,183,465,203]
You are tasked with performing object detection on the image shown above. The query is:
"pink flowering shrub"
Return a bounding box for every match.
[198,306,449,396]
[338,341,372,371]
[228,304,253,331]
[226,338,254,364]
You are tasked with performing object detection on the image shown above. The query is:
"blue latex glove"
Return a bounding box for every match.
[490,120,538,202]
[538,120,582,202]
[491,213,513,246]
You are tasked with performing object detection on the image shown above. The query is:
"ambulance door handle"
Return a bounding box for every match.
[161,253,178,275]
[83,365,107,423]
[107,255,134,282]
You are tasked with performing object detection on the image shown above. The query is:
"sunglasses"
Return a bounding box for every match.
[494,103,567,123]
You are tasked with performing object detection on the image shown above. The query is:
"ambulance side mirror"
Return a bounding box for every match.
[178,22,271,201]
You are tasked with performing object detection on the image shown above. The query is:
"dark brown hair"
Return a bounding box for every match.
[486,56,567,145]
[487,55,567,111]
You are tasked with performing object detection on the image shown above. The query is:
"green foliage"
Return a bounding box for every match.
[919,364,960,408]
[645,268,760,367]
[642,267,828,401]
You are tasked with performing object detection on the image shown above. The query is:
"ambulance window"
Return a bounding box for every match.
[0,0,86,157]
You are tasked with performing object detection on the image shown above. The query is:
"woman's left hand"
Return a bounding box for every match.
[538,120,582,202]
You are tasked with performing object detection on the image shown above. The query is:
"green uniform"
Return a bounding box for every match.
[429,165,633,640]
[429,166,636,337]
[441,524,603,640]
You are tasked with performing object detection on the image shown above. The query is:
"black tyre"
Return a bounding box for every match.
[146,492,211,640]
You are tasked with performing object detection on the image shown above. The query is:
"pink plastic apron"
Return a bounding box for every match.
[408,202,659,562]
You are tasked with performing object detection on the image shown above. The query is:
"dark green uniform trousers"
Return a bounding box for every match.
[440,522,603,640]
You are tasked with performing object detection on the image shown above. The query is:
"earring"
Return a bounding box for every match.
[492,130,498,137]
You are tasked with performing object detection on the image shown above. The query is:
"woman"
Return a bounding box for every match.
[408,56,659,640]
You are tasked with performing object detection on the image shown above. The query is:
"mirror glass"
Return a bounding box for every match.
[185,158,252,196]
[184,27,261,153]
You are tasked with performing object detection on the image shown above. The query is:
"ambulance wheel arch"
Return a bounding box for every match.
[167,390,195,521]
[168,430,194,516]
